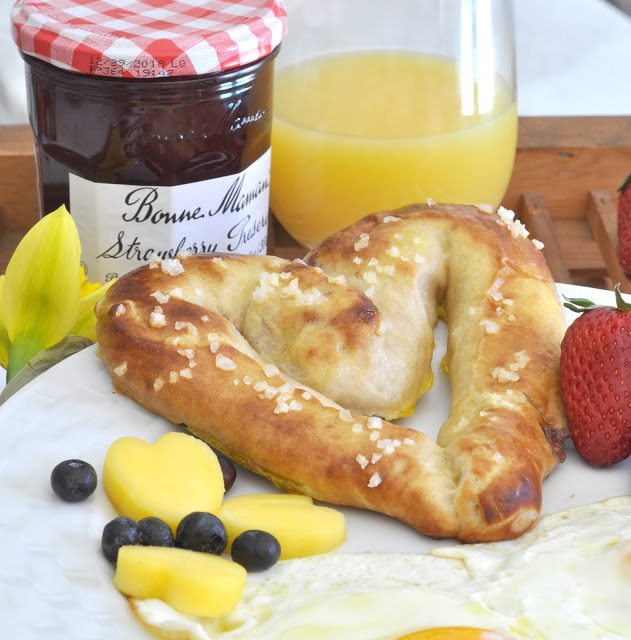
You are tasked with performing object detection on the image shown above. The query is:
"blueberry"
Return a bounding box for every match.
[50,459,97,502]
[138,517,174,547]
[216,452,237,493]
[101,517,139,564]
[175,512,227,555]
[231,530,281,572]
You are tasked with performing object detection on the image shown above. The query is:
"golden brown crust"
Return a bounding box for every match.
[95,203,568,542]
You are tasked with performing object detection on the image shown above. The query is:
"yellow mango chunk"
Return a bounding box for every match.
[103,432,224,530]
[114,546,246,618]
[219,493,346,559]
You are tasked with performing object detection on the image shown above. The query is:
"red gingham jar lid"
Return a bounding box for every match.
[11,0,287,79]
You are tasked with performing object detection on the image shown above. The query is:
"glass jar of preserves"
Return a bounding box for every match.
[11,0,287,281]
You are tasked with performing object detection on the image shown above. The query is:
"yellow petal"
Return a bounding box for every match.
[71,278,116,341]
[3,205,81,352]
[0,276,9,369]
[80,265,101,297]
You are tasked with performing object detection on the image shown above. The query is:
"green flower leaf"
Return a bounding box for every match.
[0,336,92,406]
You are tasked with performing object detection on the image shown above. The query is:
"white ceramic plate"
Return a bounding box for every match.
[2,283,630,639]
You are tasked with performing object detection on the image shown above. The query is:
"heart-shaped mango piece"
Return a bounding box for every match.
[219,493,346,559]
[103,432,224,530]
[114,545,246,618]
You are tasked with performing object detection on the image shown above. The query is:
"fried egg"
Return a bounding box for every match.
[434,496,631,639]
[132,497,631,640]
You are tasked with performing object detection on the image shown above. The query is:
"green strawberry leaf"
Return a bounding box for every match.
[563,283,631,314]
[614,283,631,310]
[618,172,631,194]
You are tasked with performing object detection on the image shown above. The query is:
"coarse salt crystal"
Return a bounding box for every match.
[352,256,362,265]
[403,437,415,446]
[153,378,164,391]
[263,364,280,378]
[114,362,127,376]
[479,319,500,335]
[383,215,401,223]
[216,354,237,371]
[354,233,370,251]
[362,271,377,284]
[352,423,363,433]
[356,454,369,469]
[150,308,167,328]
[427,198,435,206]
[532,239,545,250]
[161,258,184,276]
[367,417,382,430]
[386,246,400,258]
[302,390,312,400]
[510,350,531,371]
[169,287,183,298]
[369,431,380,442]
[368,472,382,488]
[169,371,179,383]
[115,304,126,317]
[364,286,376,298]
[491,367,520,383]
[180,368,192,379]
[371,453,383,464]
[478,203,494,214]
[177,348,195,360]
[150,290,170,304]
[339,408,353,422]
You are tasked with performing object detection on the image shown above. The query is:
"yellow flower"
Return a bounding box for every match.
[0,205,114,381]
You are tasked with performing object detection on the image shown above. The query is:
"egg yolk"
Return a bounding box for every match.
[398,628,508,640]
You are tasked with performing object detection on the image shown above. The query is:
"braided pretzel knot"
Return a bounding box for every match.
[96,204,568,542]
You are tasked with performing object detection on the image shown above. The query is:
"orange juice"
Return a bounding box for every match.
[270,51,517,247]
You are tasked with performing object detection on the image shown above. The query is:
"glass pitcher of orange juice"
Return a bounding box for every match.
[270,0,517,248]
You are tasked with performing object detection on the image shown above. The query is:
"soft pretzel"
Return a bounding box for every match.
[95,203,568,542]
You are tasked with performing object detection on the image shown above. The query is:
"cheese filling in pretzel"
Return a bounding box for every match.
[96,203,568,542]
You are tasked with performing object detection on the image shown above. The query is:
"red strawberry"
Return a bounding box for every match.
[560,285,631,467]
[617,173,631,274]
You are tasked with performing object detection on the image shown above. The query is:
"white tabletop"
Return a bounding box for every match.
[1,0,630,123]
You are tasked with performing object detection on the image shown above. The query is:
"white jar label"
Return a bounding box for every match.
[69,148,271,281]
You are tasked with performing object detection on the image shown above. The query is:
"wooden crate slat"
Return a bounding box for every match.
[517,192,571,283]
[585,190,631,294]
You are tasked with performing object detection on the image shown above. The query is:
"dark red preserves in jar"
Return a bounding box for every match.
[11,0,287,281]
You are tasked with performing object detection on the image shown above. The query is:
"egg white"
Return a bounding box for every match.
[133,496,631,640]
[132,553,514,639]
[434,496,631,639]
